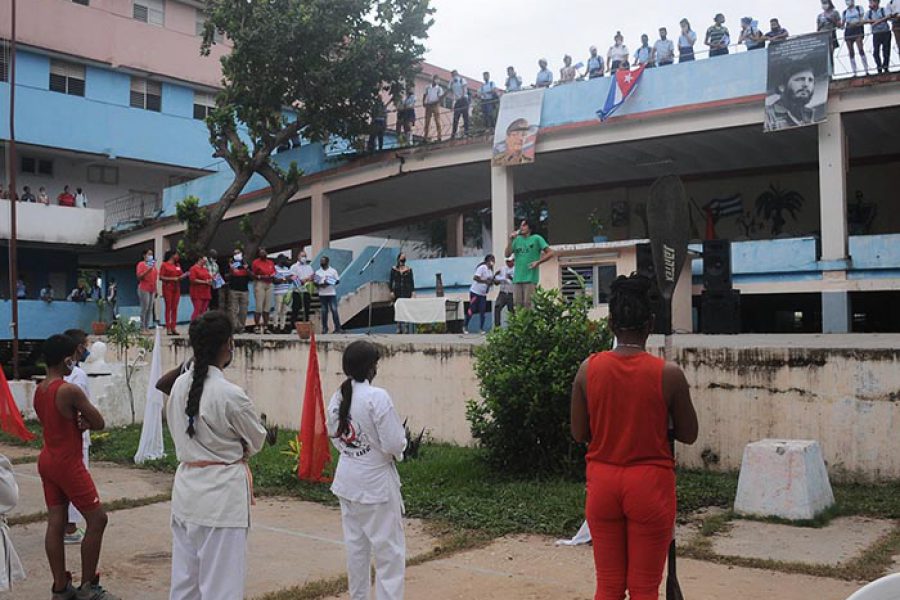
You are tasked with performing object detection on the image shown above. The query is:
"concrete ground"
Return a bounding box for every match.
[1,443,882,600]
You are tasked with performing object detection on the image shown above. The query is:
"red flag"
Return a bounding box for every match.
[297,332,331,482]
[0,368,35,442]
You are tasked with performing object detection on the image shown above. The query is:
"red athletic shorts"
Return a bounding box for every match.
[37,453,101,513]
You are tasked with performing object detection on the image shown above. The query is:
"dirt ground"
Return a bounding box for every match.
[1,445,880,600]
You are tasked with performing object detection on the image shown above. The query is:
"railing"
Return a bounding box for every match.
[104,190,162,231]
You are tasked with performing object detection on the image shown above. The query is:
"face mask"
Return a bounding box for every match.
[81,348,90,362]
[146,255,154,264]
[234,253,243,262]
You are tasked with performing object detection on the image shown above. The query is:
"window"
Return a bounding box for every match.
[49,60,86,96]
[195,10,223,42]
[72,0,90,5]
[130,77,162,111]
[21,156,54,177]
[193,91,215,120]
[133,0,164,27]
[0,41,8,83]
[560,263,617,305]
[87,165,119,185]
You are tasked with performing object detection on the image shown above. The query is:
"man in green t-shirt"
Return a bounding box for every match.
[504,218,554,309]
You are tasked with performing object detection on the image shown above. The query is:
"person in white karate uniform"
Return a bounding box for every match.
[0,453,26,591]
[62,328,93,545]
[166,311,268,600]
[327,340,407,600]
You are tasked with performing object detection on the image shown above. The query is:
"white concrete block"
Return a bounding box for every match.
[734,439,835,521]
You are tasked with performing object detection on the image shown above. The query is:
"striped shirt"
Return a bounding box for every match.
[706,24,730,47]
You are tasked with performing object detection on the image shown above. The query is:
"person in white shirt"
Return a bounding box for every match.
[465,254,495,334]
[422,75,444,142]
[315,256,343,334]
[74,187,88,208]
[449,69,470,139]
[478,72,499,129]
[62,328,93,545]
[890,0,900,53]
[290,249,315,324]
[0,453,25,592]
[166,312,269,600]
[652,28,676,66]
[678,18,698,62]
[535,58,553,87]
[327,340,407,600]
[607,32,630,74]
[272,254,294,332]
[505,66,523,91]
[493,255,515,329]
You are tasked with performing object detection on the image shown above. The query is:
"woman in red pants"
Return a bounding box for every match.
[570,274,698,600]
[159,251,185,335]
[188,254,213,322]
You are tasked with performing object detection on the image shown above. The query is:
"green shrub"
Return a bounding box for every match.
[466,288,612,479]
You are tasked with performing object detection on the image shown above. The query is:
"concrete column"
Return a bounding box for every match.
[491,166,514,261]
[311,188,330,258]
[446,213,465,257]
[818,114,850,333]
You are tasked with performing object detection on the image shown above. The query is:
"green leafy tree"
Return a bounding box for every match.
[466,288,612,478]
[192,0,433,257]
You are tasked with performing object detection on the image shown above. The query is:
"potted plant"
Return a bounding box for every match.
[589,209,608,243]
[91,298,109,335]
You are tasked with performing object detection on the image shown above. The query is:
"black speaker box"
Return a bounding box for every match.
[635,243,672,335]
[702,239,733,292]
[701,289,741,334]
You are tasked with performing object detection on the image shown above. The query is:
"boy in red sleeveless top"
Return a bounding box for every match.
[33,334,119,600]
[570,274,698,600]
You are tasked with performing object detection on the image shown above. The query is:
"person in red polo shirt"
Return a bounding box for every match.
[57,185,76,207]
[159,251,186,335]
[570,274,698,600]
[251,248,275,334]
[136,249,158,333]
[188,254,213,322]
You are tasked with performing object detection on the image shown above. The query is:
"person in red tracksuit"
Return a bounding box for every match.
[159,251,186,335]
[189,255,213,322]
[570,274,698,600]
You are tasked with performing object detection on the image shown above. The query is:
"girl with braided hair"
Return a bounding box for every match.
[327,340,407,600]
[165,311,268,600]
[570,273,698,600]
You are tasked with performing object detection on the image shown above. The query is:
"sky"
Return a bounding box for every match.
[424,0,820,84]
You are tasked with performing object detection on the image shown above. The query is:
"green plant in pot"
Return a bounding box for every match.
[91,298,109,335]
[589,209,608,243]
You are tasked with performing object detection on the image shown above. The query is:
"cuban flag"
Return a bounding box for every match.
[707,194,744,219]
[597,65,646,121]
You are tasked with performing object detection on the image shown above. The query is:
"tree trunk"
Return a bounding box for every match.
[192,167,254,251]
[243,163,301,259]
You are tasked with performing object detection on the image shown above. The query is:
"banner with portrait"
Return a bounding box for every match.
[492,88,545,166]
[764,33,831,132]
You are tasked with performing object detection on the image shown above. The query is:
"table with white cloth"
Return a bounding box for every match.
[394,298,462,325]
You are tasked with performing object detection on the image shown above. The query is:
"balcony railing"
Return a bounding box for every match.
[104,191,162,231]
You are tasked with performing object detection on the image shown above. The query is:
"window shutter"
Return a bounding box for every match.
[133,3,149,22]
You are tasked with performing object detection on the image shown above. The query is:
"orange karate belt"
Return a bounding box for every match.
[182,459,256,506]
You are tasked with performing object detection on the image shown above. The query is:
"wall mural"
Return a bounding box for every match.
[848,191,877,235]
[754,184,805,236]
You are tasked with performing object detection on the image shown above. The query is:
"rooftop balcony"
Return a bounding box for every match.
[0,200,104,246]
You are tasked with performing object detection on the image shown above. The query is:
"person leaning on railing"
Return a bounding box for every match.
[478,72,499,130]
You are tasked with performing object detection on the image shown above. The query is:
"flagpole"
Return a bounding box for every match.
[6,0,20,380]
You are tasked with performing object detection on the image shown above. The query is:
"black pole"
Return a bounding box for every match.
[6,0,20,380]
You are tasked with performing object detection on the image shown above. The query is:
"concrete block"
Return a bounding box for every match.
[734,439,835,521]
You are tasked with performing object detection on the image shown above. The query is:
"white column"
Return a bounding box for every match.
[818,114,850,333]
[491,166,514,261]
[446,213,465,257]
[311,187,330,258]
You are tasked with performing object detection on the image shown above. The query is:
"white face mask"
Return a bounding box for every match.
[846,0,854,6]
[233,253,243,262]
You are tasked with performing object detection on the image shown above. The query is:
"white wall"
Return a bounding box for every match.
[0,199,105,245]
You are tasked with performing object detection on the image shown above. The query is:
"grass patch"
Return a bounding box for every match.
[9,493,171,527]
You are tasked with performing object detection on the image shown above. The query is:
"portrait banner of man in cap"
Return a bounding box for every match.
[764,32,832,132]
[492,87,545,166]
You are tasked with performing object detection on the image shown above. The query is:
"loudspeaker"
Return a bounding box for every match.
[635,243,671,335]
[701,289,741,334]
[702,239,732,292]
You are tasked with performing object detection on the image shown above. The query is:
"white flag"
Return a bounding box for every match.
[134,327,165,464]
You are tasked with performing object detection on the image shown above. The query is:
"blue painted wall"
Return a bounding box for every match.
[0,300,96,341]
[0,49,213,169]
[539,50,767,128]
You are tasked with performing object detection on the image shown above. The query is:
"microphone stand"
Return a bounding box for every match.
[359,237,391,334]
